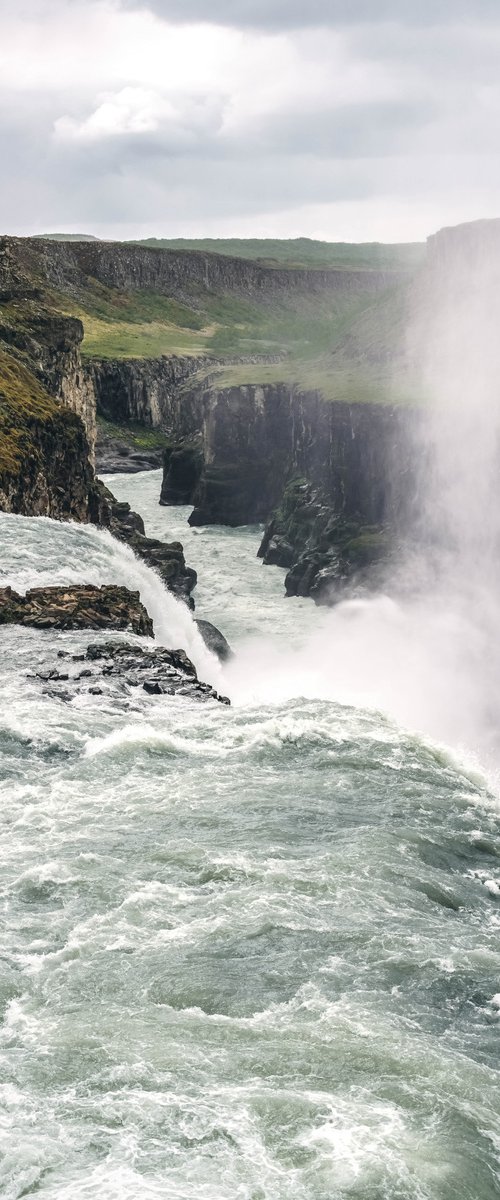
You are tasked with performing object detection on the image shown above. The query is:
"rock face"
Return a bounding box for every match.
[96,436,164,475]
[258,479,392,604]
[195,619,233,662]
[91,480,197,607]
[0,585,153,635]
[1,236,394,307]
[160,441,204,505]
[39,641,230,705]
[184,388,413,530]
[0,397,95,521]
[88,356,216,430]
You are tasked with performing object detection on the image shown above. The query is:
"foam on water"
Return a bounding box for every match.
[1,477,500,1199]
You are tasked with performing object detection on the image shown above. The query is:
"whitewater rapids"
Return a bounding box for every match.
[0,470,499,1200]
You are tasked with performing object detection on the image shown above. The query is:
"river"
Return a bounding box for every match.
[0,469,499,1199]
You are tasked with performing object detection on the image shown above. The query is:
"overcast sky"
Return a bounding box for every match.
[0,0,499,242]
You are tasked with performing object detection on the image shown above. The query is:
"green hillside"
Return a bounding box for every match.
[133,236,423,273]
[2,235,419,406]
[33,232,424,272]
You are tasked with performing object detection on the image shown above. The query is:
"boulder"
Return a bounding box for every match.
[0,584,153,636]
[258,478,392,605]
[39,641,230,705]
[195,618,233,662]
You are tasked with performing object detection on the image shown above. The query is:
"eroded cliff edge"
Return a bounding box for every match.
[4,222,493,609]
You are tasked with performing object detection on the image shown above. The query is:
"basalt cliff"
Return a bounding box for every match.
[1,221,495,606]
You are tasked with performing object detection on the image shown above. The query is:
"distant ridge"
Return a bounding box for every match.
[36,233,100,242]
[132,236,424,272]
[31,232,424,271]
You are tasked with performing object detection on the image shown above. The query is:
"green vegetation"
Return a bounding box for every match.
[53,267,415,403]
[0,346,60,473]
[132,236,425,273]
[31,232,425,272]
[97,416,171,451]
[2,235,422,412]
[36,233,100,242]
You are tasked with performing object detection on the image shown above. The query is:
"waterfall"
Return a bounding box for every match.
[0,513,220,685]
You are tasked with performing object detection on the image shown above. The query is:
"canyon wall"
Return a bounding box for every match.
[0,235,397,306]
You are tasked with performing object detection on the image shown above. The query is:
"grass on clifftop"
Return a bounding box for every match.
[32,232,425,272]
[5,237,420,406]
[60,273,413,406]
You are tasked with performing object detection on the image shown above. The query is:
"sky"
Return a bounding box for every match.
[0,0,499,243]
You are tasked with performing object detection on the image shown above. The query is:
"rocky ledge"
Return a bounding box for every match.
[0,584,153,635]
[91,480,197,607]
[258,479,392,604]
[37,641,230,705]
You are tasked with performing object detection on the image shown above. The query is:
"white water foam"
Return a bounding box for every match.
[0,514,219,685]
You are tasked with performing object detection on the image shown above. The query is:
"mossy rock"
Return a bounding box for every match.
[343,530,389,565]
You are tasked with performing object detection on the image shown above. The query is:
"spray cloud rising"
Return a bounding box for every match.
[227,222,500,770]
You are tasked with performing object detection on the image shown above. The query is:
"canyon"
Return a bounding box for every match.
[1,220,498,609]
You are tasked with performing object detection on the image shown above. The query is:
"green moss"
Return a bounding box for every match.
[0,347,59,474]
[97,416,171,451]
[343,530,390,564]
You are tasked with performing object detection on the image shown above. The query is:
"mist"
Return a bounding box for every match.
[225,222,500,771]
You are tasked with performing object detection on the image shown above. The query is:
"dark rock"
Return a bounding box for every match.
[0,584,153,636]
[195,619,233,662]
[89,479,197,609]
[259,478,392,605]
[76,641,229,704]
[96,434,164,475]
[160,440,204,505]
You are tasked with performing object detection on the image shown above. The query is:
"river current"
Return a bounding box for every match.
[1,469,499,1200]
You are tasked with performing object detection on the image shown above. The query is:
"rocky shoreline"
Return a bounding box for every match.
[0,584,153,636]
[0,584,230,706]
[36,641,230,706]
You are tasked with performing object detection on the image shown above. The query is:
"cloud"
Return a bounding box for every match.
[0,0,499,241]
[116,0,500,31]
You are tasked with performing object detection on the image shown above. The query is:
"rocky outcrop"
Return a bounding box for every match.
[91,480,197,607]
[32,642,229,705]
[259,479,392,604]
[96,437,164,474]
[88,356,215,430]
[160,440,204,504]
[183,387,412,528]
[0,584,153,635]
[44,642,228,704]
[1,236,397,308]
[0,397,95,520]
[195,619,233,662]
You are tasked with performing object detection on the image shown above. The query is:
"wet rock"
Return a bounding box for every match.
[160,440,204,505]
[195,619,233,662]
[258,478,392,605]
[90,479,197,609]
[0,584,153,636]
[33,641,230,705]
[96,436,164,475]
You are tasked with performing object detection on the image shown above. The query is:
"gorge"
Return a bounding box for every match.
[1,222,500,1200]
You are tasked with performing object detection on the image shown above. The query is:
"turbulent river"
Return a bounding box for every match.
[1,469,500,1200]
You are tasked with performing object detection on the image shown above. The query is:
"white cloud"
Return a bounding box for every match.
[0,0,500,240]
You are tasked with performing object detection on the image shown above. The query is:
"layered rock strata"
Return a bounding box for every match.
[0,585,153,636]
[258,479,393,604]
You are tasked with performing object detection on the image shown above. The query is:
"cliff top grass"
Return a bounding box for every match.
[0,346,59,473]
[1,234,419,408]
[40,232,425,273]
[58,273,411,395]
